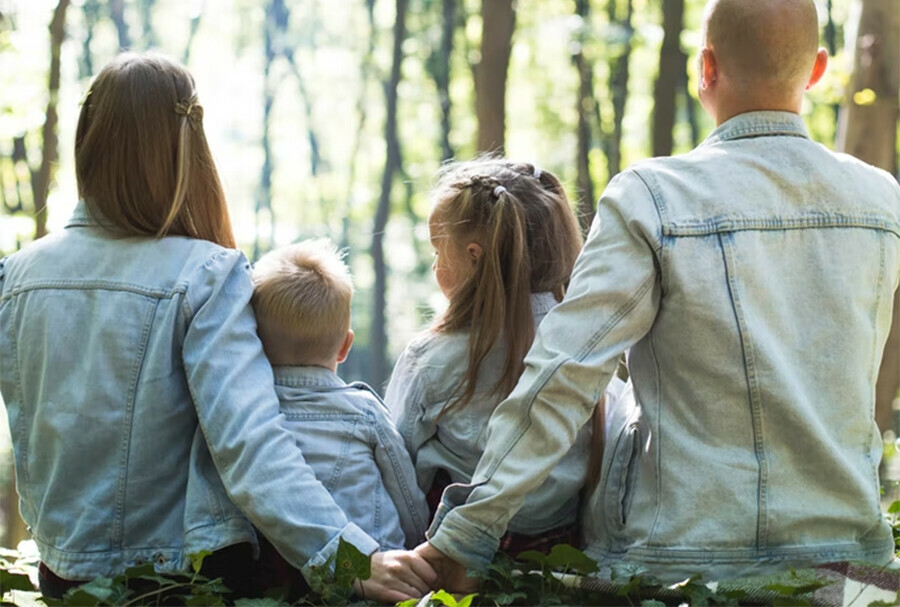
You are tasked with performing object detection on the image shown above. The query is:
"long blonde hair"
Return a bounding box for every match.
[431,158,583,414]
[75,52,235,248]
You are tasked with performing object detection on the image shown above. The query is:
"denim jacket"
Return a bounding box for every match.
[386,293,621,535]
[273,366,429,549]
[0,201,378,581]
[428,112,900,580]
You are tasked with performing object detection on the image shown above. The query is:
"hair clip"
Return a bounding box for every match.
[493,185,507,197]
[175,96,203,130]
[533,166,542,180]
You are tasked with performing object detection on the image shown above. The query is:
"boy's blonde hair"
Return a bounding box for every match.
[251,239,353,366]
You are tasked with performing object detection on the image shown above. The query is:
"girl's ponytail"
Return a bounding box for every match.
[430,158,583,415]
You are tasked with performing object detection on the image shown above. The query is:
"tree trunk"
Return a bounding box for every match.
[431,0,455,161]
[603,0,633,180]
[573,0,597,233]
[254,0,281,261]
[652,0,683,157]
[836,0,900,433]
[109,0,131,50]
[33,0,70,240]
[370,0,407,392]
[474,0,514,153]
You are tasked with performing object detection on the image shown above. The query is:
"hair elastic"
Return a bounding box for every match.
[493,185,507,197]
[533,166,542,180]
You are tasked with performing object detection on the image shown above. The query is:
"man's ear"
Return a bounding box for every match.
[466,242,483,264]
[806,48,828,90]
[699,47,718,91]
[336,329,354,364]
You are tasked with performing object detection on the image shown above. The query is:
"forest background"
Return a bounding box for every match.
[0,0,898,551]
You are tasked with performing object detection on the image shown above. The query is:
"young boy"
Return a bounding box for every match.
[251,239,429,555]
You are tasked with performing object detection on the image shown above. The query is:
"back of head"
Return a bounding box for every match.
[430,157,583,410]
[703,0,819,97]
[75,52,234,248]
[251,239,353,367]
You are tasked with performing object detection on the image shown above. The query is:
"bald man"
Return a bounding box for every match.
[416,0,900,588]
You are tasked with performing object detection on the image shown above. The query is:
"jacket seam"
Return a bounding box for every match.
[719,232,769,550]
[663,214,900,237]
[113,298,160,548]
[1,281,184,301]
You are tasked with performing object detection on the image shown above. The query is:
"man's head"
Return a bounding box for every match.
[698,0,827,123]
[251,239,354,369]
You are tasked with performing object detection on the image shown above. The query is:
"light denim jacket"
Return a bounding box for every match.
[273,366,429,549]
[386,292,621,535]
[428,112,900,580]
[0,202,378,581]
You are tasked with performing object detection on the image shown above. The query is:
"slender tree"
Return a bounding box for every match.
[427,0,456,161]
[182,0,206,64]
[109,0,131,50]
[602,0,634,180]
[836,0,900,432]
[32,0,70,240]
[652,0,684,157]
[573,0,598,233]
[370,0,408,391]
[474,0,515,153]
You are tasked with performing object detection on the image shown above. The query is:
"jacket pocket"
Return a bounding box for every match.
[600,390,643,537]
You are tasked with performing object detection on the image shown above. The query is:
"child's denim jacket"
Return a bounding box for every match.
[273,366,429,549]
[0,202,379,582]
[385,293,621,535]
[427,111,900,581]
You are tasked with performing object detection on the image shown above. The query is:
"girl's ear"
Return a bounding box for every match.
[466,242,483,263]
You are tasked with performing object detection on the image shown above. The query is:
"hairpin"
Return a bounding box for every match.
[175,95,203,130]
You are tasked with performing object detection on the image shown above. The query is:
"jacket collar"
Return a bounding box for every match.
[65,200,118,230]
[700,111,809,148]
[273,365,346,389]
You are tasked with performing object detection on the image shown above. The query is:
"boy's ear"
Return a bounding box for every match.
[466,242,483,263]
[336,329,354,364]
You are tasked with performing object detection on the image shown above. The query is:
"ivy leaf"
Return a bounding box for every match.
[0,568,35,592]
[72,576,116,603]
[186,593,225,606]
[189,550,213,574]
[543,544,598,575]
[610,561,650,582]
[455,592,478,607]
[333,538,370,588]
[233,599,285,607]
[490,591,528,605]
[515,550,548,568]
[640,600,667,607]
[61,588,102,606]
[887,501,900,514]
[431,589,460,606]
[395,599,420,607]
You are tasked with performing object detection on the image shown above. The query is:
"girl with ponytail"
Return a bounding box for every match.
[385,158,624,554]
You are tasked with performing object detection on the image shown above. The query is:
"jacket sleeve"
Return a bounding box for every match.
[384,344,437,469]
[369,396,431,548]
[427,169,663,570]
[182,249,378,583]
